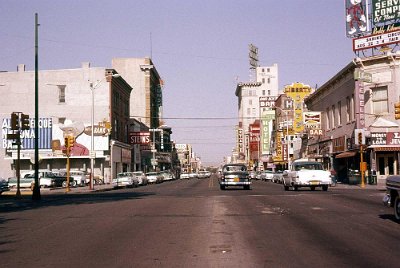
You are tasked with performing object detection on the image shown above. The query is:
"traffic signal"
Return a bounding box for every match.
[358,132,363,145]
[11,113,19,130]
[395,102,400,120]
[20,113,30,130]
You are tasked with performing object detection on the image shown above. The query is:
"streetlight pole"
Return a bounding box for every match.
[149,128,162,171]
[89,73,120,190]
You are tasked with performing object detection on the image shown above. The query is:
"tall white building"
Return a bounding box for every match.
[235,64,279,167]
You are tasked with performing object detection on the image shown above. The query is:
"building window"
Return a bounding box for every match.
[262,90,265,95]
[249,99,252,105]
[252,108,256,116]
[58,85,66,103]
[338,101,342,125]
[351,94,355,120]
[262,78,265,84]
[268,78,270,84]
[331,105,335,128]
[262,68,265,73]
[326,107,330,129]
[247,108,251,115]
[346,97,351,122]
[267,68,270,72]
[268,90,270,95]
[58,117,66,124]
[372,86,388,114]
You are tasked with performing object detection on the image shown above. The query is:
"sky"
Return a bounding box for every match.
[0,0,356,166]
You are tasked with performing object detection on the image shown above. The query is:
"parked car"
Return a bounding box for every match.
[146,172,163,184]
[112,172,139,188]
[54,170,87,186]
[0,178,9,194]
[180,173,190,180]
[272,170,284,184]
[261,170,274,182]
[219,163,251,190]
[189,172,198,179]
[8,171,74,188]
[132,171,148,186]
[383,175,400,221]
[160,171,174,181]
[249,171,257,180]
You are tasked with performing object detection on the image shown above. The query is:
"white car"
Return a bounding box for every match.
[132,171,148,186]
[282,159,331,191]
[146,172,163,184]
[180,173,190,180]
[160,171,174,181]
[261,170,274,182]
[112,172,139,188]
[198,171,211,179]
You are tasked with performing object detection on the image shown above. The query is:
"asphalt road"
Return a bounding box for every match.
[1,176,399,267]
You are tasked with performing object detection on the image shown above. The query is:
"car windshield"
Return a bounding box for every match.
[223,165,246,172]
[294,163,323,171]
[146,172,157,176]
[117,173,127,177]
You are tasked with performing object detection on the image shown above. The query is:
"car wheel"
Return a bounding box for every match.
[322,185,328,191]
[293,185,298,191]
[62,181,68,188]
[220,185,225,190]
[284,185,289,191]
[244,185,251,190]
[310,186,316,191]
[394,196,400,221]
[72,181,77,187]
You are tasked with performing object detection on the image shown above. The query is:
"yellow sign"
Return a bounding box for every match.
[284,82,312,133]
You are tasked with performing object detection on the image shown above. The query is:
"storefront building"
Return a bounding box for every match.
[305,54,400,185]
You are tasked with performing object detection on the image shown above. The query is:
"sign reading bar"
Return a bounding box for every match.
[353,30,400,51]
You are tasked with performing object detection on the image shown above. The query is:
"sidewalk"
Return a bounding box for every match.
[1,183,114,197]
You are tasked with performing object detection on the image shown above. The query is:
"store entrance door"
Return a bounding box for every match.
[377,154,395,181]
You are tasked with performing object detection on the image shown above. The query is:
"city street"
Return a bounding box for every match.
[1,175,399,267]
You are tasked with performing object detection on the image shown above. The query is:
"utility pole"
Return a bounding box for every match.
[33,13,41,200]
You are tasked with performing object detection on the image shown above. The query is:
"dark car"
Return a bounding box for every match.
[219,163,251,190]
[0,178,9,194]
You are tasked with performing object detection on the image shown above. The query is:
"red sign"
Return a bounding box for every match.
[129,132,150,145]
[249,121,260,158]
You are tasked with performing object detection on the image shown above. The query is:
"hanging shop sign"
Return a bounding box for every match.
[260,111,275,155]
[284,83,312,134]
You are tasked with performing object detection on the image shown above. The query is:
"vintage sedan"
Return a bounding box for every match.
[132,171,148,186]
[219,163,251,190]
[180,173,190,180]
[8,171,72,188]
[112,172,139,188]
[0,178,9,194]
[146,172,163,184]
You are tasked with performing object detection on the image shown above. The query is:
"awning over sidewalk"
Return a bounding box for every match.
[368,145,400,151]
[335,151,357,159]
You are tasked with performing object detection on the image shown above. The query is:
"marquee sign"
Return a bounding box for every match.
[353,29,400,51]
